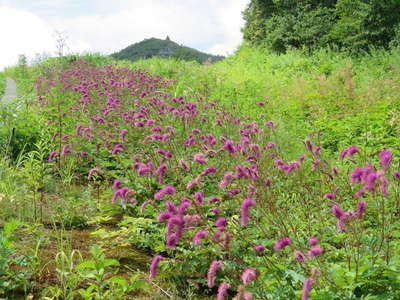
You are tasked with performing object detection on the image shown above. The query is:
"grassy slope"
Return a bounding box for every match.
[1,48,400,298]
[125,45,400,158]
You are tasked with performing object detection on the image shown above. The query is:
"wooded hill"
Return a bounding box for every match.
[111,37,224,63]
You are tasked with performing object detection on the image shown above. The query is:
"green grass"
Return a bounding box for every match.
[0,72,6,99]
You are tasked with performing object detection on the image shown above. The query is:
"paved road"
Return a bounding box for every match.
[2,77,17,103]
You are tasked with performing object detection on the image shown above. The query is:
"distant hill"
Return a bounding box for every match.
[111,37,224,64]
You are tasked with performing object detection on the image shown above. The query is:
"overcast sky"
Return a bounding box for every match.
[0,0,248,70]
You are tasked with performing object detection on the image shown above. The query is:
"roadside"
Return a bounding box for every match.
[2,77,17,104]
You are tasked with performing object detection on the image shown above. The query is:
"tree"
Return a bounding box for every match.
[53,30,69,57]
[242,0,400,53]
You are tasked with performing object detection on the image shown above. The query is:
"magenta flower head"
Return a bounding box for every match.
[308,237,318,246]
[379,175,389,197]
[273,237,291,251]
[379,149,392,171]
[347,146,359,158]
[157,163,167,184]
[332,204,344,219]
[324,193,335,200]
[61,145,71,157]
[240,197,256,227]
[48,151,58,162]
[301,278,314,300]
[308,245,323,257]
[179,159,190,171]
[217,282,230,300]
[219,172,234,189]
[293,250,306,263]
[154,185,176,200]
[193,152,207,164]
[195,191,204,205]
[394,172,400,180]
[207,260,223,288]
[120,129,128,142]
[339,148,348,160]
[265,120,277,130]
[186,177,200,189]
[88,167,100,180]
[140,200,153,214]
[165,201,177,214]
[193,230,208,245]
[111,144,123,155]
[254,244,265,253]
[241,267,257,285]
[149,255,163,278]
[201,166,217,176]
[215,217,227,230]
[157,211,172,222]
[356,200,366,218]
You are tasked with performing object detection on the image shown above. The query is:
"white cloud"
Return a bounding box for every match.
[0,0,248,70]
[0,6,55,70]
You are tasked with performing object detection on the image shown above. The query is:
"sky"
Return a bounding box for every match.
[0,0,249,70]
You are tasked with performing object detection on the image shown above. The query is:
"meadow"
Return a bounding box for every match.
[0,45,399,299]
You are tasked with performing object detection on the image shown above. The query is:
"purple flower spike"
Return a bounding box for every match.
[332,204,344,219]
[157,211,172,222]
[193,230,208,245]
[61,145,71,157]
[379,149,392,171]
[217,282,230,300]
[241,267,257,285]
[195,191,204,205]
[273,237,291,251]
[201,166,217,176]
[356,200,366,218]
[207,260,223,288]
[308,237,318,246]
[324,193,335,200]
[301,278,314,300]
[88,168,100,180]
[48,151,58,162]
[154,186,176,200]
[294,250,306,262]
[254,244,265,253]
[219,172,234,189]
[215,217,227,229]
[149,255,163,278]
[193,152,206,164]
[240,198,256,227]
[308,245,323,257]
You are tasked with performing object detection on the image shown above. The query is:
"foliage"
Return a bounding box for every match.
[77,245,148,300]
[112,37,224,64]
[242,0,400,53]
[2,45,400,299]
[0,72,5,99]
[22,55,399,300]
[0,220,32,296]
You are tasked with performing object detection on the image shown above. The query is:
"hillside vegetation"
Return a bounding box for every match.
[0,45,399,299]
[243,0,400,53]
[112,37,224,64]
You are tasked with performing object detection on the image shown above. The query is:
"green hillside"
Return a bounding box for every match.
[111,37,224,63]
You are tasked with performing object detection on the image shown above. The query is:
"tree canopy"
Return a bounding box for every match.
[242,0,400,53]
